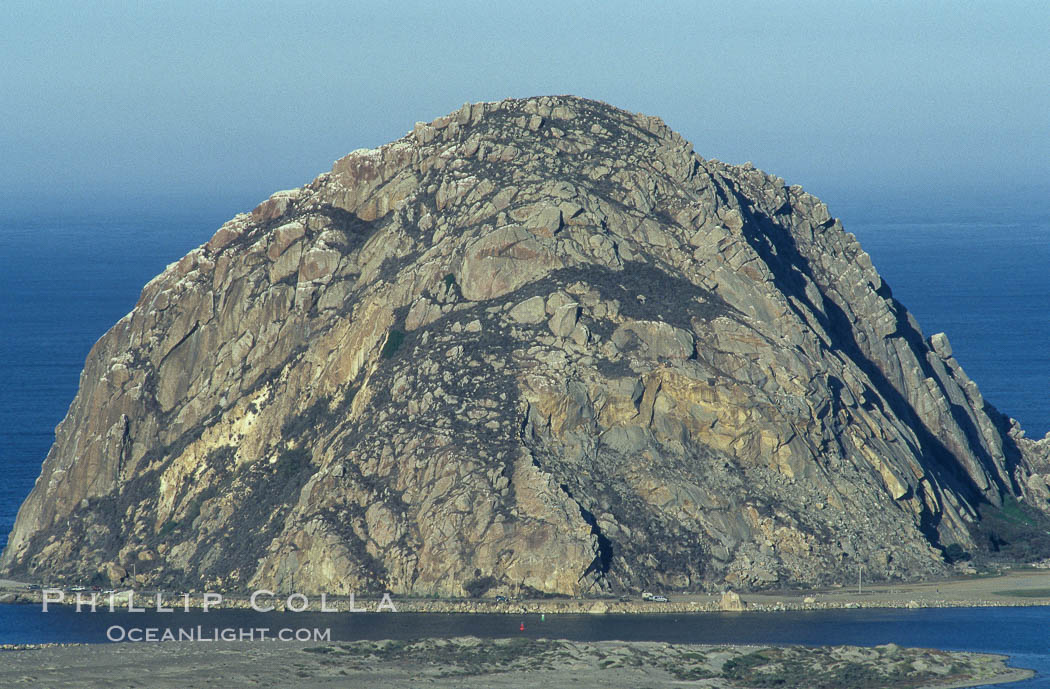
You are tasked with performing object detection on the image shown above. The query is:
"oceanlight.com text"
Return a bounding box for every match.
[105,626,332,642]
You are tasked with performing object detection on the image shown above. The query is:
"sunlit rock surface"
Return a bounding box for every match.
[5,96,1050,596]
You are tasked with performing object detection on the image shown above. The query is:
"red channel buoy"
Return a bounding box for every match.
[519,622,525,631]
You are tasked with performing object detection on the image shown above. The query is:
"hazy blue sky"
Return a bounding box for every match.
[3,1,1047,221]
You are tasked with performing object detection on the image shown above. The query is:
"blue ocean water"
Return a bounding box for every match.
[0,214,217,555]
[848,211,1050,439]
[0,205,1047,559]
[0,605,1047,686]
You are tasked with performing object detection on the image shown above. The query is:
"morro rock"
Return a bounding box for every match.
[5,96,1050,596]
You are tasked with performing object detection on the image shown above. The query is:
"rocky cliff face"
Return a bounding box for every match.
[5,96,1050,596]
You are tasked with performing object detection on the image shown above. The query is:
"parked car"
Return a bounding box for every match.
[652,595,669,602]
[494,595,508,602]
[619,595,632,602]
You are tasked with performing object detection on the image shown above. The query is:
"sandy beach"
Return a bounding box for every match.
[1,571,1047,686]
[0,637,1035,689]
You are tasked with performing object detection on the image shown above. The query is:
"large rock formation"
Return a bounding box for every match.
[5,96,1050,596]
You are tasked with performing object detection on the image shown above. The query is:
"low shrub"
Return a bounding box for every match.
[463,575,497,598]
[381,329,405,359]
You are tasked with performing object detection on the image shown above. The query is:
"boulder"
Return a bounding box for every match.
[509,296,547,324]
[721,591,746,611]
[549,303,580,338]
[611,320,694,359]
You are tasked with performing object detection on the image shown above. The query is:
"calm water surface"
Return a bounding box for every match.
[0,605,1048,686]
[0,214,215,554]
[851,214,1050,439]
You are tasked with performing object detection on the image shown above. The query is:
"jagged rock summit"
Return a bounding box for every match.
[5,95,1050,596]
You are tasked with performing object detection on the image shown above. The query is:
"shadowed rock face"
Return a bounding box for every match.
[4,96,1050,596]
